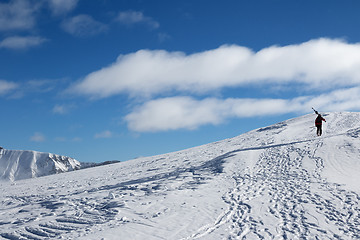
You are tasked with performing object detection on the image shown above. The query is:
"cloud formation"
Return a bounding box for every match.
[6,79,62,99]
[125,87,360,132]
[94,130,113,139]
[124,96,302,132]
[0,80,18,95]
[0,0,39,32]
[30,132,46,142]
[52,104,74,115]
[48,0,78,16]
[69,38,360,99]
[68,38,360,132]
[61,15,108,37]
[0,1,53,50]
[0,36,47,49]
[116,10,160,29]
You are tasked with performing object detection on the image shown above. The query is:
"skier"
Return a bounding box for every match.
[313,108,326,136]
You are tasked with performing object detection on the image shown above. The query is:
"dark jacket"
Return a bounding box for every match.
[315,115,326,126]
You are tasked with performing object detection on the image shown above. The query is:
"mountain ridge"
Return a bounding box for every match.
[0,148,81,181]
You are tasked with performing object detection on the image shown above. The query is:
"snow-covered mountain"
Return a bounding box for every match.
[0,148,80,181]
[1,112,360,239]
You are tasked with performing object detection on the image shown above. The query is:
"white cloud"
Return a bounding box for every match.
[94,130,113,139]
[306,87,360,112]
[30,132,46,142]
[116,10,159,29]
[48,0,78,15]
[53,105,66,114]
[0,80,18,95]
[124,97,298,132]
[0,36,47,49]
[66,38,360,132]
[25,79,57,92]
[0,0,39,32]
[69,38,360,99]
[61,14,107,37]
[5,79,61,99]
[52,104,73,115]
[125,87,360,132]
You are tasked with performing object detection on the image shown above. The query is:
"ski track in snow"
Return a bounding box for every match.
[0,148,226,240]
[1,112,360,239]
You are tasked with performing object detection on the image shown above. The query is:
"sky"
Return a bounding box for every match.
[1,0,360,163]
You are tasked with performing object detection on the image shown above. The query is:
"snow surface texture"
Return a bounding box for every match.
[1,112,360,239]
[0,148,80,181]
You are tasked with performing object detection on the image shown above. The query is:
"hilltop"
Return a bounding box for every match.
[1,112,360,239]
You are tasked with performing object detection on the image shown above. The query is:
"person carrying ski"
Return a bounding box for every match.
[315,113,326,136]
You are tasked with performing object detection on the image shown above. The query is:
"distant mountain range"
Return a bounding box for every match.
[0,147,119,181]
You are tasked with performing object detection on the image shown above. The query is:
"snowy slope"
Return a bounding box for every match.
[0,148,80,181]
[1,112,360,239]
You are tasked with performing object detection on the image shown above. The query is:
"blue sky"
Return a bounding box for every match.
[1,0,360,163]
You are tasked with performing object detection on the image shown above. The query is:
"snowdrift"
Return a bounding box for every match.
[1,112,360,239]
[0,148,80,181]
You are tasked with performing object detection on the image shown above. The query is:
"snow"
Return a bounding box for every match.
[1,112,360,239]
[0,148,80,181]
